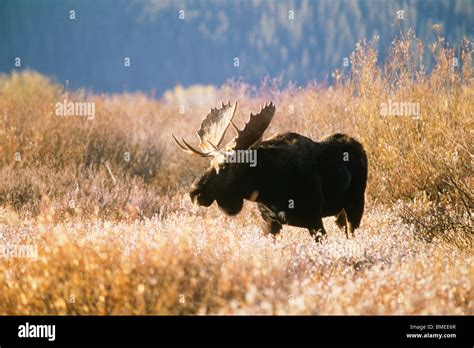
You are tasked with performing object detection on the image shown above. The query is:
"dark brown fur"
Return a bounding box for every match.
[189,132,368,241]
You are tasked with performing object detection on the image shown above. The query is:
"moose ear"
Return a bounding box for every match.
[248,138,263,149]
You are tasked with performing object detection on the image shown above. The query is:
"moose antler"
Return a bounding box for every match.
[230,102,276,150]
[173,101,276,156]
[172,102,237,157]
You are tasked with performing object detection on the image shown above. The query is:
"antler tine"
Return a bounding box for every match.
[172,134,189,151]
[197,101,237,153]
[172,134,212,157]
[206,140,222,153]
[231,101,276,151]
[181,137,213,157]
[172,101,237,157]
[230,121,241,132]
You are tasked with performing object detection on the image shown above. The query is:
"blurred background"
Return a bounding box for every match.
[1,0,473,95]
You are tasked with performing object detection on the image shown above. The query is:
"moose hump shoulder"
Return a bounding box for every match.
[173,102,368,242]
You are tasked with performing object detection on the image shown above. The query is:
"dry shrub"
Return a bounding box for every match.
[0,197,471,314]
[0,29,472,314]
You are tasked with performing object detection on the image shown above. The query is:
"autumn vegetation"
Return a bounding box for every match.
[0,30,472,314]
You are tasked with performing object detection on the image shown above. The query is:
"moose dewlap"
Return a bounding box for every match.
[173,102,368,241]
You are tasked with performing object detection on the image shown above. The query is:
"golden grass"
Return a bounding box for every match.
[0,31,472,314]
[0,199,471,314]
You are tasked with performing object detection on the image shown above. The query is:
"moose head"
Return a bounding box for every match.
[173,102,275,215]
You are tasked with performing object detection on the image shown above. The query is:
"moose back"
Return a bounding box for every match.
[173,102,368,241]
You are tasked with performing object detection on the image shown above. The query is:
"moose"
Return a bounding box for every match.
[173,102,368,241]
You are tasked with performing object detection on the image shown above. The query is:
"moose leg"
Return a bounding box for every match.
[309,218,326,243]
[257,204,282,237]
[335,209,349,238]
[265,220,282,236]
[344,195,365,238]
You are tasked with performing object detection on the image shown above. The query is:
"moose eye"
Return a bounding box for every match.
[219,163,229,172]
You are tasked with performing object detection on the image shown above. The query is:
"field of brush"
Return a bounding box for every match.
[0,34,472,314]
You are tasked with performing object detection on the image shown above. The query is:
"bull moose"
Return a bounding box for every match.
[173,102,368,241]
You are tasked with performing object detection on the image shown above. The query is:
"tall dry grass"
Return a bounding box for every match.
[0,198,471,314]
[0,30,472,314]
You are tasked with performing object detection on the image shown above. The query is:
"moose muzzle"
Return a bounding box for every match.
[189,183,214,207]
